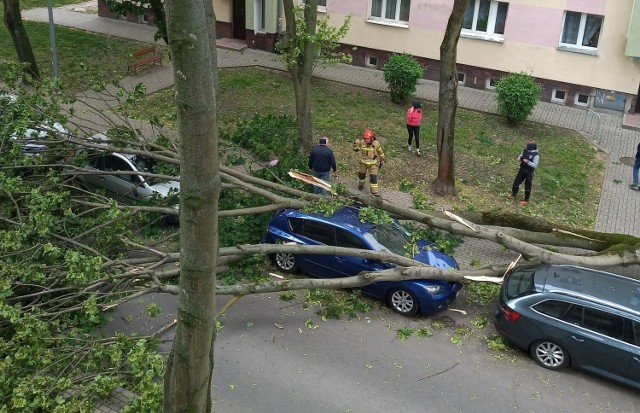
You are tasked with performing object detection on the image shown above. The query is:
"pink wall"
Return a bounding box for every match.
[506,4,563,47]
[328,0,454,32]
[409,0,452,32]
[566,0,606,15]
[327,0,367,17]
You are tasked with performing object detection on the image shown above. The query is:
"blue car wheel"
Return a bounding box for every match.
[387,288,419,316]
[274,252,298,273]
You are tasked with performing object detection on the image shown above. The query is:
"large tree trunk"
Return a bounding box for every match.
[432,0,468,196]
[162,0,220,411]
[283,0,317,152]
[3,0,40,80]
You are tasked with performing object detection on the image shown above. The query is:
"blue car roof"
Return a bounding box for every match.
[275,205,459,270]
[280,205,374,234]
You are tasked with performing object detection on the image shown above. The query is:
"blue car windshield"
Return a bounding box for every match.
[367,222,410,256]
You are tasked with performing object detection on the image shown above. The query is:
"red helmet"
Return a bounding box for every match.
[362,129,374,140]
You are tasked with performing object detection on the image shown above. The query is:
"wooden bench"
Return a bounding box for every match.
[127,47,163,73]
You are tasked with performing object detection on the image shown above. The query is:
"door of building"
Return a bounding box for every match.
[232,0,246,40]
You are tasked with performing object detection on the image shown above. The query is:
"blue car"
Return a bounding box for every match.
[262,206,462,316]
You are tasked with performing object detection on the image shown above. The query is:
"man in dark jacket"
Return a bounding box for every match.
[631,142,640,190]
[308,137,336,195]
[507,140,539,205]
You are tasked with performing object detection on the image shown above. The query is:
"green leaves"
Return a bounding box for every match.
[276,4,352,71]
[495,72,541,124]
[382,53,425,103]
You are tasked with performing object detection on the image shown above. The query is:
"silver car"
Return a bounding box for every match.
[1,92,72,154]
[69,137,180,223]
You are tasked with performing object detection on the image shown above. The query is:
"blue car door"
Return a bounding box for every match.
[624,319,640,388]
[561,306,631,382]
[289,218,341,278]
[332,228,388,297]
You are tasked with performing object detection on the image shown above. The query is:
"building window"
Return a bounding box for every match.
[560,12,602,50]
[458,72,466,85]
[365,55,379,67]
[486,77,500,89]
[462,0,508,40]
[575,93,590,107]
[302,0,327,12]
[370,0,411,24]
[552,89,567,103]
[255,0,266,31]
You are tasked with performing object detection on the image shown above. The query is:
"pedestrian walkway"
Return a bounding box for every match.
[22,6,640,236]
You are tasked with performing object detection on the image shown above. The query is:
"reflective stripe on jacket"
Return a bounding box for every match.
[353,139,384,165]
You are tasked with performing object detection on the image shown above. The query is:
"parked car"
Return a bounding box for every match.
[262,206,462,316]
[494,263,640,390]
[0,92,72,154]
[66,134,180,224]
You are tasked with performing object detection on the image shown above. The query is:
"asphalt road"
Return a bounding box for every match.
[101,291,639,413]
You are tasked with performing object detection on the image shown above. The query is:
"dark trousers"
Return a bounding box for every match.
[407,125,420,149]
[512,168,534,200]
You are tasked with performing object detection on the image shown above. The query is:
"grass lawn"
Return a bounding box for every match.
[19,0,80,9]
[0,21,164,93]
[130,67,604,229]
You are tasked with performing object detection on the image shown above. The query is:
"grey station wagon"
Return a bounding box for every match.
[494,263,640,390]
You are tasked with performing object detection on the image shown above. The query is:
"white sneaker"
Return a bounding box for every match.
[407,145,413,153]
[416,149,421,156]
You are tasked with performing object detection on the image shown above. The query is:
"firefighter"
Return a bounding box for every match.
[353,128,385,196]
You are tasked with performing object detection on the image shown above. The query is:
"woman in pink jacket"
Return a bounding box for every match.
[407,100,423,155]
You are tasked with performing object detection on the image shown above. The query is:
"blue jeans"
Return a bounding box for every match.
[634,158,640,186]
[313,171,330,195]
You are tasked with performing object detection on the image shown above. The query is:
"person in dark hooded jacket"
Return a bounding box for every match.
[507,140,539,205]
[308,137,336,195]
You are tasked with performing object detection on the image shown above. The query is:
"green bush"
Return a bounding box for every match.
[495,72,541,124]
[382,53,424,103]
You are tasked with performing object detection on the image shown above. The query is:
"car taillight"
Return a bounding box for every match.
[500,304,521,322]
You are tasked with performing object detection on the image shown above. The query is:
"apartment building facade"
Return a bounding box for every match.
[99,0,640,112]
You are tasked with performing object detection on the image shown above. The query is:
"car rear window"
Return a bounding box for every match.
[504,267,537,300]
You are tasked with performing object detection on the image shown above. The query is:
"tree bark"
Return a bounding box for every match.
[162,0,220,411]
[3,0,40,80]
[282,0,317,152]
[432,0,468,196]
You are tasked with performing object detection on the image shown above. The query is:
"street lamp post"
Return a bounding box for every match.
[47,0,59,78]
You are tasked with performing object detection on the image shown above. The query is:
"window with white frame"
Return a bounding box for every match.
[365,56,379,67]
[458,72,466,85]
[560,11,602,51]
[575,93,590,107]
[462,0,508,40]
[255,0,266,31]
[486,77,500,89]
[552,89,567,103]
[301,0,327,12]
[370,0,411,25]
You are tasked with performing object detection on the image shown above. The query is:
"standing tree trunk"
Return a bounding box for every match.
[282,0,317,152]
[432,0,468,196]
[3,0,40,81]
[162,0,220,411]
